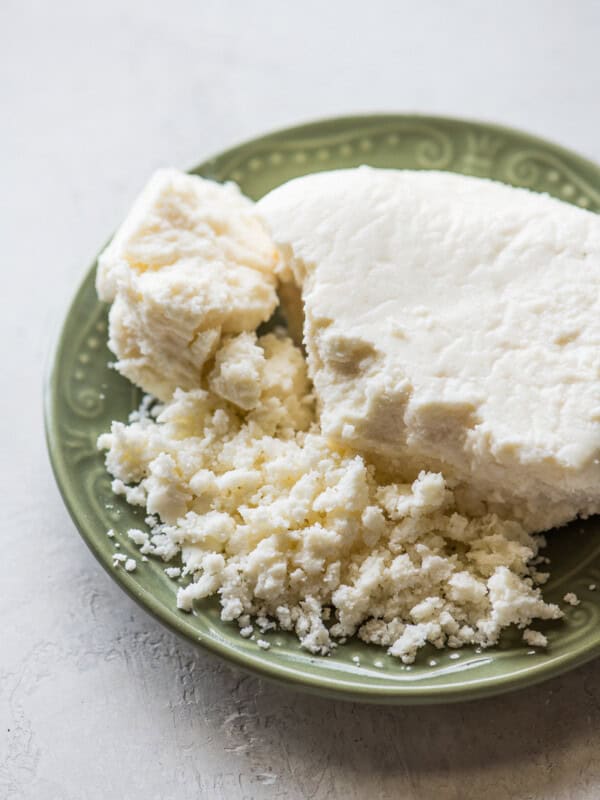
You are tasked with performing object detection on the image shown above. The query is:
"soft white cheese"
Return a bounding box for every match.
[208,332,265,410]
[98,331,560,663]
[258,167,600,531]
[523,628,548,648]
[97,169,279,400]
[95,167,582,663]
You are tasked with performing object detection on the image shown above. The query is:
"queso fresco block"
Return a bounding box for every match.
[258,167,600,532]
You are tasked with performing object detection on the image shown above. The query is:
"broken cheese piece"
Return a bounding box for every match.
[97,169,279,400]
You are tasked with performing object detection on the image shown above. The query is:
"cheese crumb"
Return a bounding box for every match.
[164,567,182,579]
[523,629,548,648]
[563,592,581,606]
[124,558,137,572]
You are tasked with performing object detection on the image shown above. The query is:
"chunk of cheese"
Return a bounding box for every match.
[97,169,279,400]
[258,167,600,531]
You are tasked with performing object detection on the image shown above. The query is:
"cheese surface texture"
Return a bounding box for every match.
[258,167,600,531]
[97,169,279,400]
[99,331,560,662]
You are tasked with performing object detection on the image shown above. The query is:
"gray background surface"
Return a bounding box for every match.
[3,1,600,798]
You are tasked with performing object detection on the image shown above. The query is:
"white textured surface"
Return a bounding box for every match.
[258,167,600,531]
[3,1,600,797]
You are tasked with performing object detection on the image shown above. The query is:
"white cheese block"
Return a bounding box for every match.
[258,167,600,531]
[97,169,279,400]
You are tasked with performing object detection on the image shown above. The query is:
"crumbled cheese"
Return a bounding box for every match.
[98,330,561,663]
[523,629,548,648]
[112,478,147,506]
[256,616,276,632]
[164,567,181,579]
[127,528,151,551]
[563,592,581,606]
[208,332,265,410]
[124,558,137,572]
[256,639,271,650]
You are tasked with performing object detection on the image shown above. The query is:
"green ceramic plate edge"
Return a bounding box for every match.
[45,114,600,704]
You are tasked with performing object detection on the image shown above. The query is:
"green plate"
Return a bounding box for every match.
[45,115,600,704]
